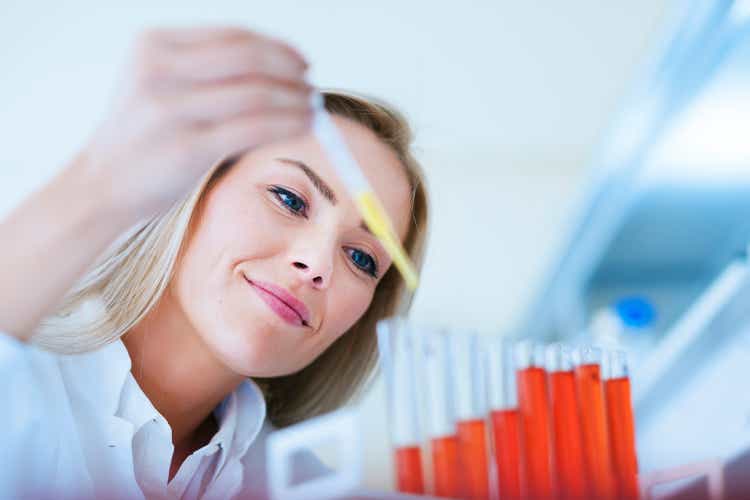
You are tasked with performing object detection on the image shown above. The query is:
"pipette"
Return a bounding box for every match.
[310,93,419,291]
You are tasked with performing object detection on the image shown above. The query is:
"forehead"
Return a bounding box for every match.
[239,116,413,239]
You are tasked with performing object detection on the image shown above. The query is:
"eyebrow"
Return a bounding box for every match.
[275,157,377,239]
[275,157,338,205]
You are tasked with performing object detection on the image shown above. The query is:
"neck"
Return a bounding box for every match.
[122,285,245,447]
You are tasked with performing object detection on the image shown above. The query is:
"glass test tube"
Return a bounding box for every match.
[575,346,616,500]
[516,341,555,499]
[547,344,588,500]
[605,350,639,500]
[423,330,461,499]
[377,318,425,495]
[451,332,491,500]
[486,338,523,500]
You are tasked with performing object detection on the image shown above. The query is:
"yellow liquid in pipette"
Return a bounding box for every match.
[356,191,419,291]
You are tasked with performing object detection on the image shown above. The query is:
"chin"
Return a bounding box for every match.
[204,321,288,377]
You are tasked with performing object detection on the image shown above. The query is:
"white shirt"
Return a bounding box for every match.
[0,330,325,500]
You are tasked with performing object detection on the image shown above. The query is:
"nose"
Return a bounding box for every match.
[291,254,333,290]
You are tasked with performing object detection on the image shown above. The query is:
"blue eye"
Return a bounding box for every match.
[270,187,307,216]
[347,248,378,277]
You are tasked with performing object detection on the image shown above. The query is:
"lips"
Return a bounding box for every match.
[243,276,311,328]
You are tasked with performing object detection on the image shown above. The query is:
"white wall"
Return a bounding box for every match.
[0,0,670,491]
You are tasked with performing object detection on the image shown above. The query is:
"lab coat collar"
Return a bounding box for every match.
[57,338,132,418]
[211,378,267,481]
[59,337,267,475]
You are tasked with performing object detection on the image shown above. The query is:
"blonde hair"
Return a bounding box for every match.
[34,91,429,428]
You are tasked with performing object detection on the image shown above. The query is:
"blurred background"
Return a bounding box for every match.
[10,0,740,493]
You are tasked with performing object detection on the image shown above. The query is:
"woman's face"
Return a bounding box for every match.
[171,116,412,377]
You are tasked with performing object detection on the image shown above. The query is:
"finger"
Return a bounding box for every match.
[266,36,309,71]
[165,36,308,84]
[167,78,312,123]
[155,28,308,68]
[196,109,313,158]
[145,26,257,47]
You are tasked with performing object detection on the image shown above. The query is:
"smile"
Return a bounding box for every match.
[243,275,311,328]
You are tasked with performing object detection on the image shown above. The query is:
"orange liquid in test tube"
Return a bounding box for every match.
[457,418,490,500]
[395,445,425,494]
[606,377,639,500]
[576,363,616,500]
[491,409,522,500]
[517,366,555,499]
[549,370,588,500]
[378,320,425,496]
[432,435,460,498]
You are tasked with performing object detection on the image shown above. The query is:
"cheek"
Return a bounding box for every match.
[181,190,288,290]
[321,284,375,343]
[168,201,287,364]
[171,240,292,377]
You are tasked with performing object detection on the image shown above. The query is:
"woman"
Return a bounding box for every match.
[0,26,428,499]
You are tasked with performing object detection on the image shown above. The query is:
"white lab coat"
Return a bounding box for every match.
[0,331,324,500]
